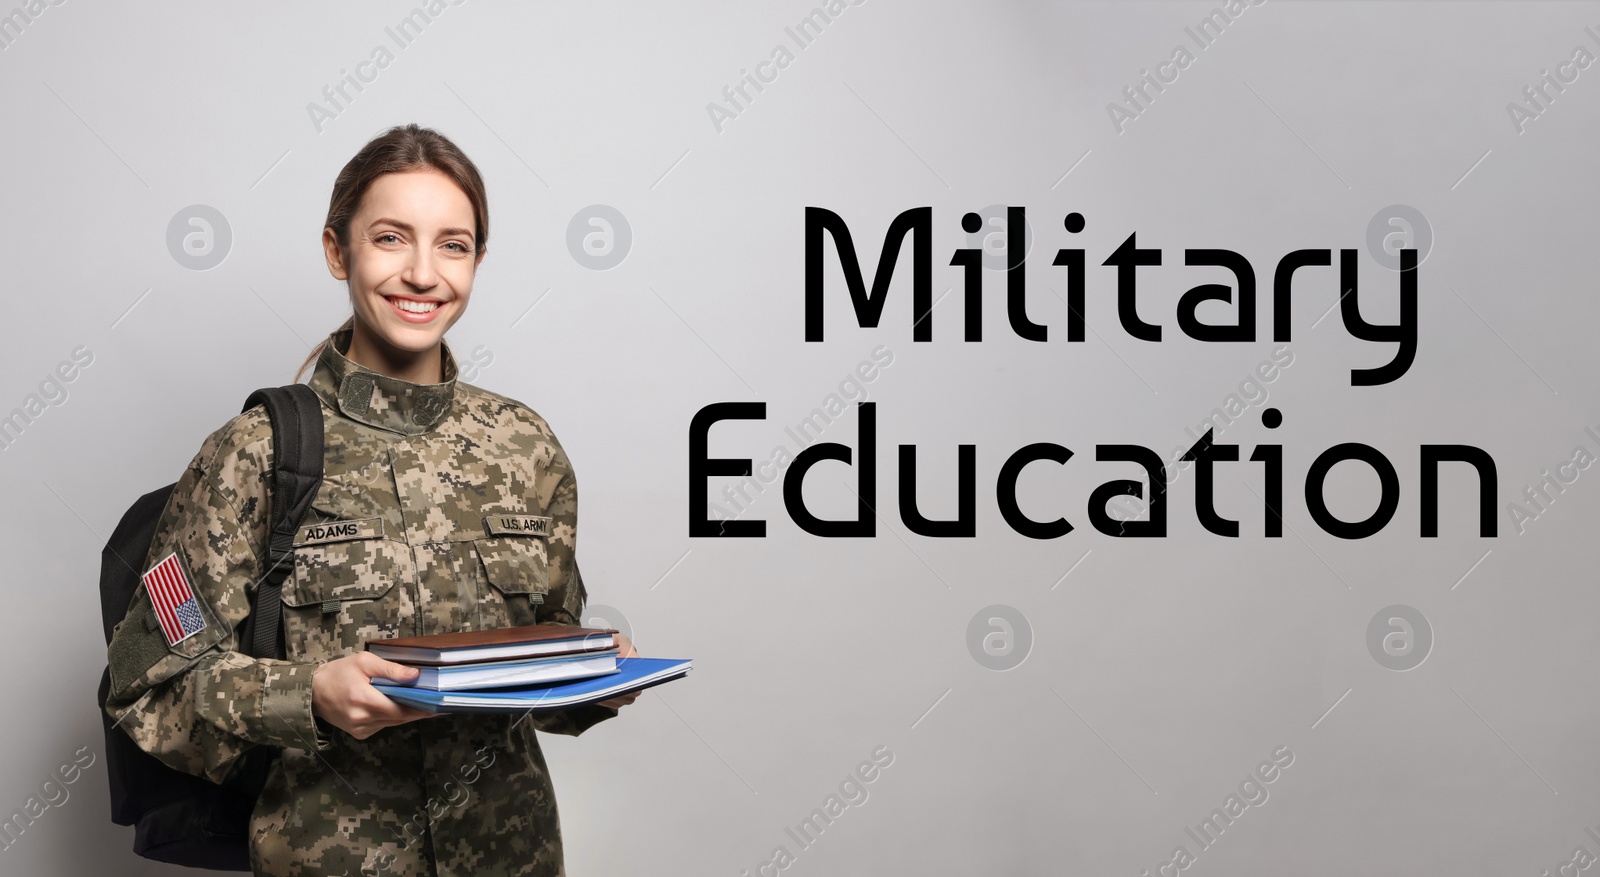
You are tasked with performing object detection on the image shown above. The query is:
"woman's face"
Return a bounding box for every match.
[323,168,483,356]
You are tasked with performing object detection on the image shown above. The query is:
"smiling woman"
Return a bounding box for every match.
[294,127,490,386]
[104,123,637,877]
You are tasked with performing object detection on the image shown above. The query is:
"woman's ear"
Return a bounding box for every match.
[322,227,349,280]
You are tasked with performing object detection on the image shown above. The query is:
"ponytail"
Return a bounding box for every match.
[295,316,354,382]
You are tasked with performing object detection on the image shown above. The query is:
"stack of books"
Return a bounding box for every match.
[366,624,692,715]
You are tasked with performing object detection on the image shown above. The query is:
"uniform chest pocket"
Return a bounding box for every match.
[280,516,411,662]
[475,512,553,625]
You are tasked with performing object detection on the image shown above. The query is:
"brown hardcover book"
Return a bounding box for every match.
[366,624,618,665]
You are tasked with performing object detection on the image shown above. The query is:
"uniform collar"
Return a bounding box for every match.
[307,325,458,436]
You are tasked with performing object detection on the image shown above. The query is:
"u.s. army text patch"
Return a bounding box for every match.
[484,513,550,537]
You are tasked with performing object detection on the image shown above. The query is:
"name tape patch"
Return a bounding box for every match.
[484,513,551,537]
[294,517,384,547]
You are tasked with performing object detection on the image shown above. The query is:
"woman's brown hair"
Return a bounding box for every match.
[295,123,489,381]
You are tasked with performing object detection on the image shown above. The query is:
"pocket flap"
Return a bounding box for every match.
[475,537,549,595]
[281,536,397,607]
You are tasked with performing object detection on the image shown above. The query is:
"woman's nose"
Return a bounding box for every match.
[403,249,438,290]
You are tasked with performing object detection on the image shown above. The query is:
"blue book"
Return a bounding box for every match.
[373,657,693,714]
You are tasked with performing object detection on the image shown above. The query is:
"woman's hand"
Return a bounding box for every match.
[312,652,442,740]
[611,632,637,658]
[598,633,640,710]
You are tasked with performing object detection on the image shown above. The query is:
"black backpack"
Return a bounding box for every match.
[96,384,325,871]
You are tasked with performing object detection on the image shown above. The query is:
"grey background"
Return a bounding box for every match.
[1,0,1595,874]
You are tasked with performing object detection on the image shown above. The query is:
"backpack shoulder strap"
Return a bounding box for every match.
[240,384,324,660]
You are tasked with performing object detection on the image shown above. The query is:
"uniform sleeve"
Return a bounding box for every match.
[103,426,333,784]
[528,439,620,737]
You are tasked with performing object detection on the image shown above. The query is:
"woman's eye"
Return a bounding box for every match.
[444,241,470,253]
[375,232,401,244]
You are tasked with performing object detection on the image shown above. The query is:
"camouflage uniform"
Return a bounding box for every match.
[104,326,616,876]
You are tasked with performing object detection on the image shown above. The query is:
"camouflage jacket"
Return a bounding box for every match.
[104,326,616,876]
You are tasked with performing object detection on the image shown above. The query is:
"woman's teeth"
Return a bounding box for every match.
[390,298,440,313]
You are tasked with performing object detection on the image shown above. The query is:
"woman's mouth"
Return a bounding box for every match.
[383,295,446,323]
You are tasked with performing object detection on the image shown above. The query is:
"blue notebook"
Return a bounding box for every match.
[372,657,692,714]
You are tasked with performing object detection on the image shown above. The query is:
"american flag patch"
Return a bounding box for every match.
[143,551,207,647]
